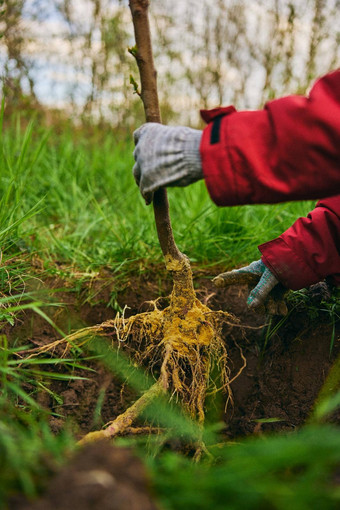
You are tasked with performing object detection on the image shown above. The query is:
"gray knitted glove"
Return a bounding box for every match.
[133,123,203,204]
[213,260,279,309]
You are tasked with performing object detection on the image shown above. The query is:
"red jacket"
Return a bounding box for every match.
[199,70,340,289]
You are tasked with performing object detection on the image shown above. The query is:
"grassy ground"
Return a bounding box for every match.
[1,113,339,508]
[1,114,314,277]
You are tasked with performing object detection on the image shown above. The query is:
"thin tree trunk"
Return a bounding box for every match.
[129,0,195,314]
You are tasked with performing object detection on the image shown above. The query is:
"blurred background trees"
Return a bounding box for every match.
[0,0,38,107]
[0,0,339,129]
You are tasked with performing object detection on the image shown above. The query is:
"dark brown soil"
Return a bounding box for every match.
[10,442,158,510]
[7,268,340,435]
[6,267,340,509]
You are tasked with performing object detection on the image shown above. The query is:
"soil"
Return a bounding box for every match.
[5,266,340,509]
[10,442,158,510]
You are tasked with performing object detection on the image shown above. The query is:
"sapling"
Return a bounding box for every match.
[69,0,246,449]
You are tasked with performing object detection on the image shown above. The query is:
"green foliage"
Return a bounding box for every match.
[0,332,80,501]
[0,414,74,502]
[129,74,141,96]
[0,309,97,502]
[128,45,138,58]
[287,287,340,355]
[148,425,340,510]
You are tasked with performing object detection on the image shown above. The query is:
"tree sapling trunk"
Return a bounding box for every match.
[73,0,246,447]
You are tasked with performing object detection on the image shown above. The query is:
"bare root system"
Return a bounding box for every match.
[114,298,234,418]
[67,257,246,445]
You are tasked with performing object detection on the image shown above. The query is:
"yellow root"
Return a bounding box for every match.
[78,293,245,446]
[37,257,247,447]
[79,380,164,444]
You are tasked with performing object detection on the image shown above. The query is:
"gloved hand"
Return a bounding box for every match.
[133,123,203,204]
[213,259,288,315]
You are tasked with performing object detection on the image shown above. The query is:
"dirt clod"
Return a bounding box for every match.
[12,442,158,510]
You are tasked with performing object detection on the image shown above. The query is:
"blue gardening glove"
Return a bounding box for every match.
[213,260,288,314]
[133,123,203,204]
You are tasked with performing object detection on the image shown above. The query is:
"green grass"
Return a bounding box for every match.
[0,114,314,280]
[0,309,86,503]
[148,425,340,510]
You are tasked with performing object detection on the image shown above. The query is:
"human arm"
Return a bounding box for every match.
[200,70,340,205]
[133,70,340,205]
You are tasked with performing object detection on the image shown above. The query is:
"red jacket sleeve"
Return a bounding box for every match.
[258,196,340,289]
[200,70,340,206]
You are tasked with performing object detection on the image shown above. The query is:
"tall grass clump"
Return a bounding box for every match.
[148,424,340,510]
[0,332,83,503]
[1,112,315,278]
[0,300,93,503]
